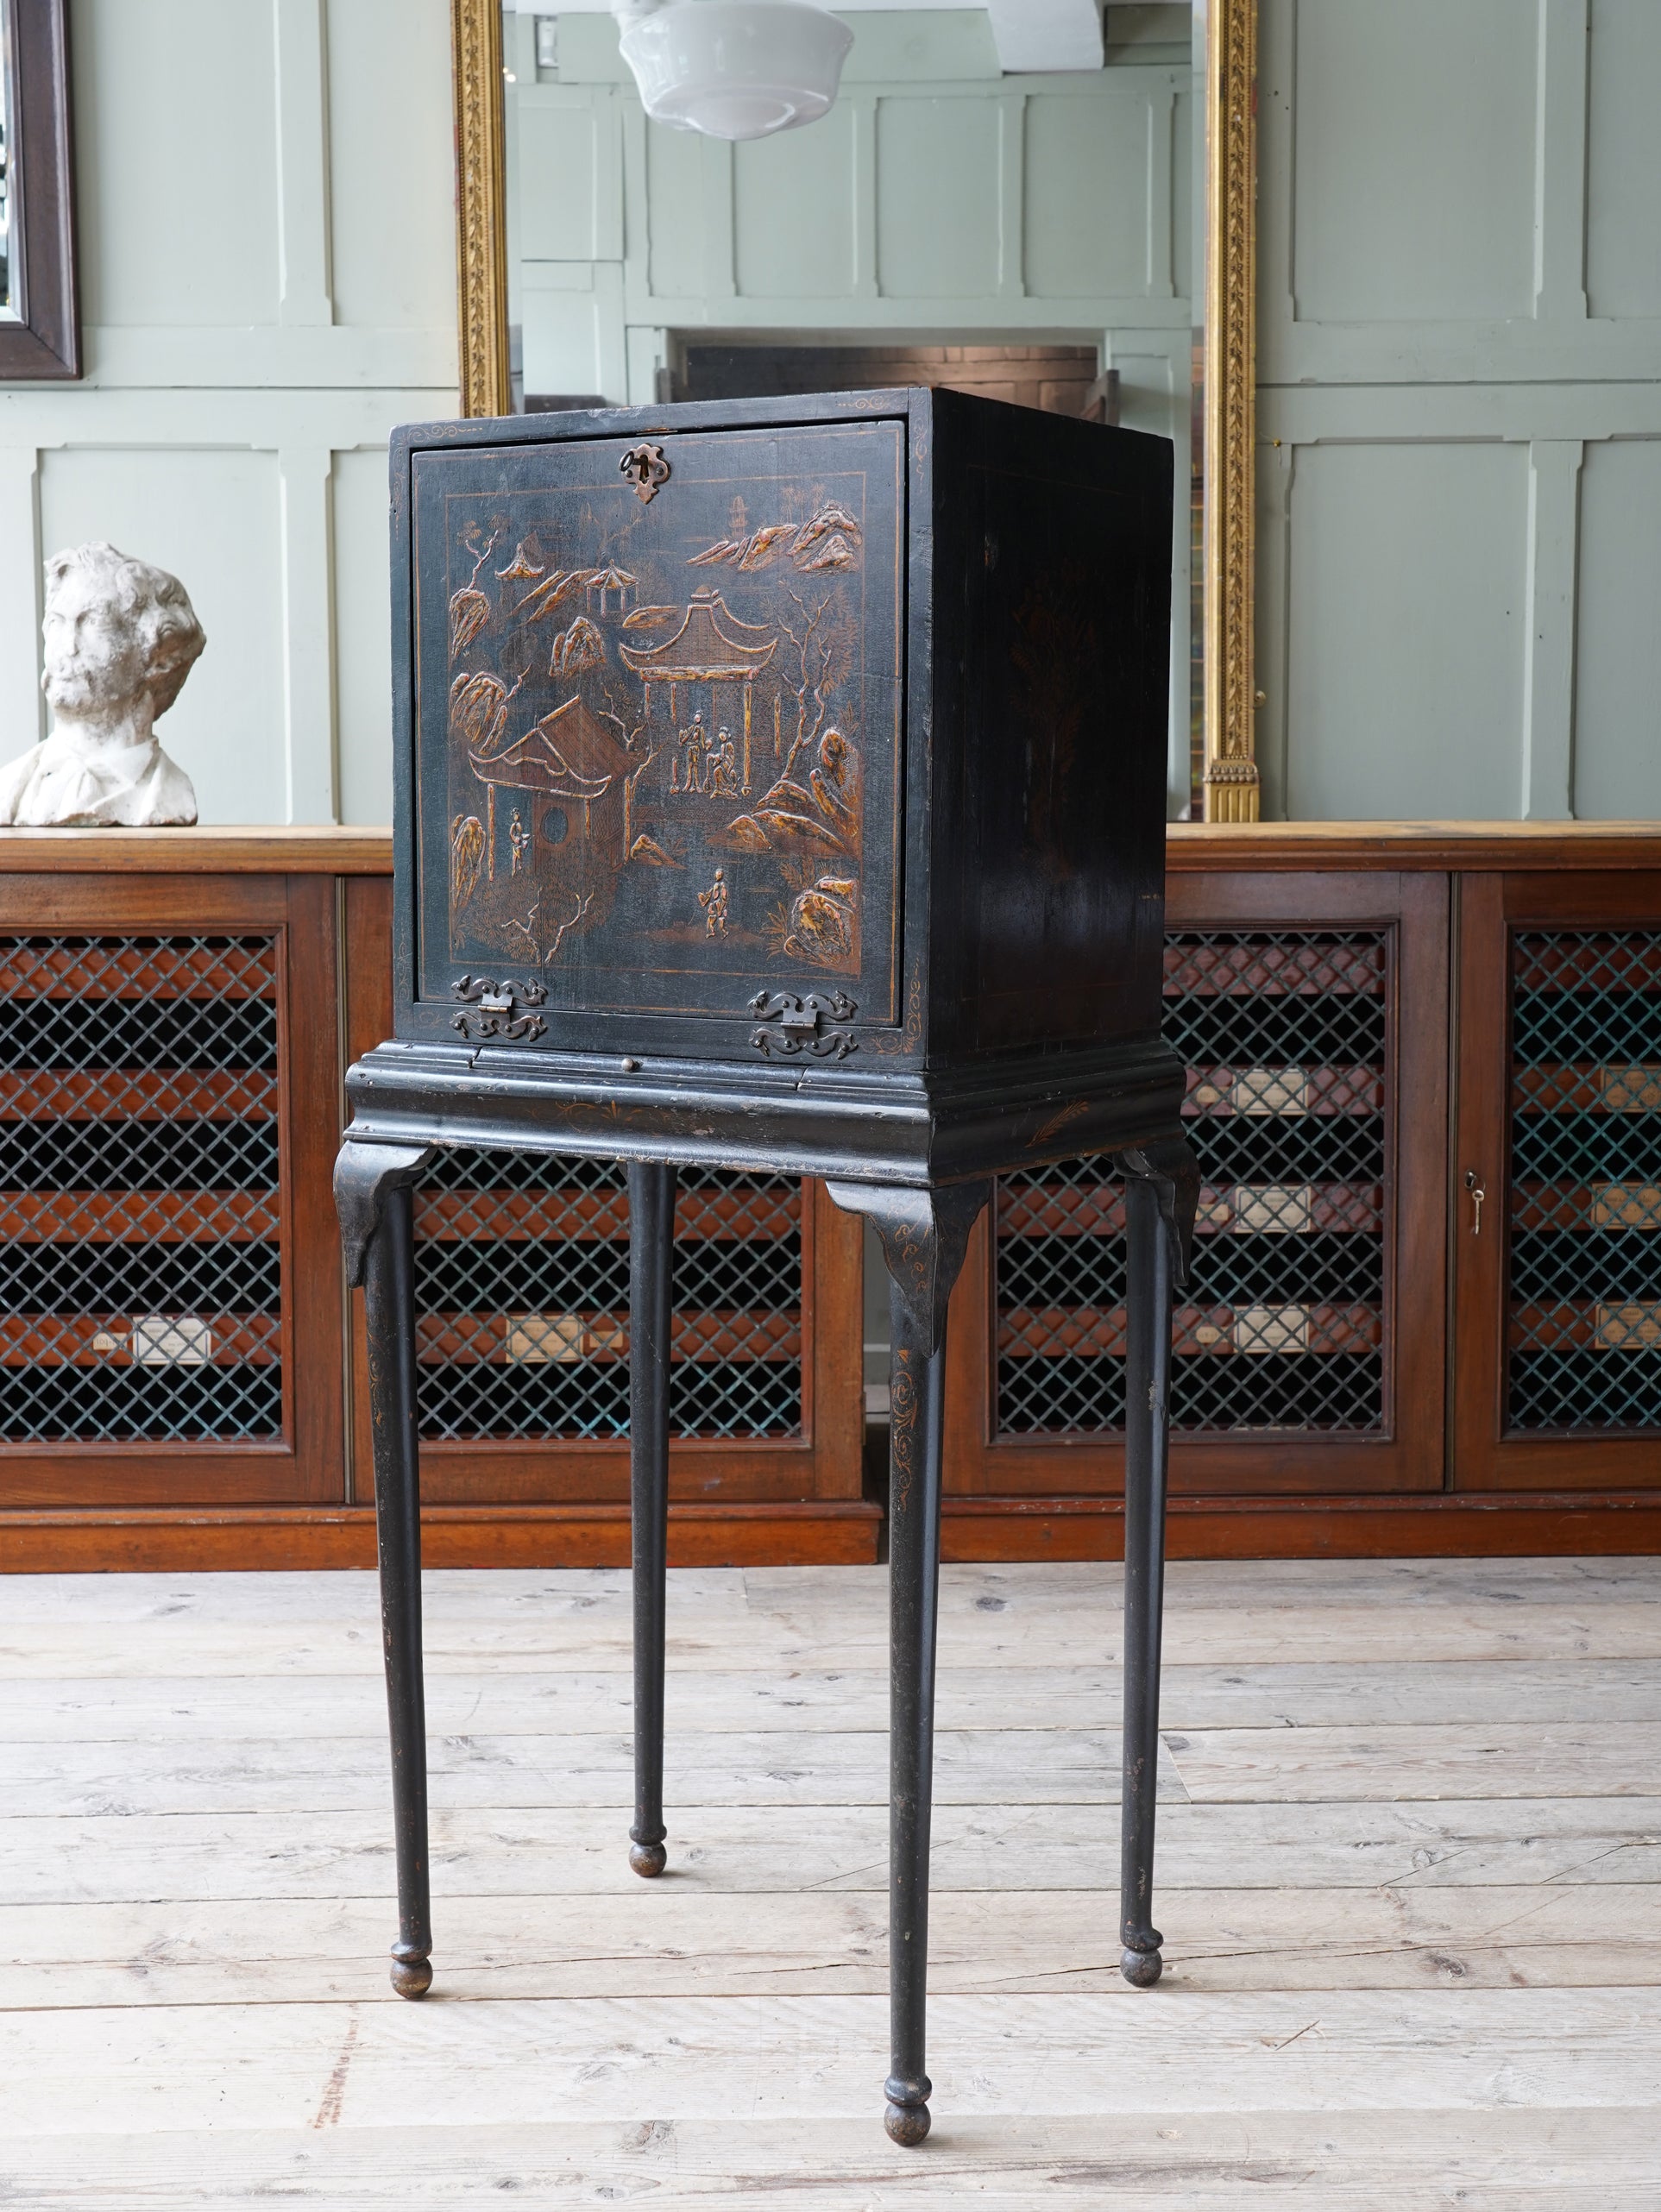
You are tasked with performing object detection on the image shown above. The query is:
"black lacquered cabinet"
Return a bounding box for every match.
[353,386,1182,1182]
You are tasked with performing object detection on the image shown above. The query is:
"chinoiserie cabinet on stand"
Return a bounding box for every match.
[3,825,1661,1569]
[336,388,1189,2142]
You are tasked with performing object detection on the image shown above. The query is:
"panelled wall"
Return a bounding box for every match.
[0,0,457,832]
[506,4,1197,811]
[1256,0,1661,823]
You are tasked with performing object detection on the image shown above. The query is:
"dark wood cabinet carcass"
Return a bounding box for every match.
[365,387,1179,1172]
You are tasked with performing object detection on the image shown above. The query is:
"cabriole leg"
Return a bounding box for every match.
[884,1279,946,2146]
[336,1139,437,1999]
[1117,1138,1199,1990]
[628,1159,678,1878]
[826,1178,991,2148]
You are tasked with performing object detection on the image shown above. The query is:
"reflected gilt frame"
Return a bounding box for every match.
[1201,0,1258,820]
[450,0,510,418]
[448,0,1258,814]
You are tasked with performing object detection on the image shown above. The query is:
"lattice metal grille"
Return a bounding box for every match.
[0,934,283,1444]
[1507,929,1661,1431]
[997,928,1389,1436]
[412,1154,803,1442]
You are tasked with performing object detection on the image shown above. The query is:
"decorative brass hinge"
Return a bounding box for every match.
[749,990,858,1060]
[620,442,670,503]
[450,974,549,1042]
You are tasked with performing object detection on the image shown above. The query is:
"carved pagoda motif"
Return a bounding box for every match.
[620,589,777,687]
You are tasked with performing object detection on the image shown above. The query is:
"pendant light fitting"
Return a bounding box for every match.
[612,0,854,142]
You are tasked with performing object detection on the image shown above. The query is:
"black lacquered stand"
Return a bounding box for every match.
[336,1118,1197,2146]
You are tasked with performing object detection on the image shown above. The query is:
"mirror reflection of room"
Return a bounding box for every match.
[500,0,1199,818]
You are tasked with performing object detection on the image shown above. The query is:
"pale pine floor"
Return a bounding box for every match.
[2,1555,1659,2207]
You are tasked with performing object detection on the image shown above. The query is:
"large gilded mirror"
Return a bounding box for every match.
[450,0,1255,820]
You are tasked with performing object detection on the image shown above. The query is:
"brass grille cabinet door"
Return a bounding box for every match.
[0,872,344,1508]
[1454,872,1661,1491]
[942,870,1450,1509]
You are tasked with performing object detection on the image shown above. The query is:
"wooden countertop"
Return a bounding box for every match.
[0,821,1657,877]
[0,826,394,873]
[1166,821,1661,870]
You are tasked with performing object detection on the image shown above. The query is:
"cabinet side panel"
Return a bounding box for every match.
[932,394,1172,1059]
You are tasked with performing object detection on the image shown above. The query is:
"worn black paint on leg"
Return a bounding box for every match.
[1117,1137,1195,1989]
[629,1159,678,1878]
[359,1170,433,1998]
[827,1178,989,2147]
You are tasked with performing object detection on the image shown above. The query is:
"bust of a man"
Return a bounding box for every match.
[0,542,206,827]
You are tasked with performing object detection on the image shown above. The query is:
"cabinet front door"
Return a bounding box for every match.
[944,868,1450,1500]
[408,420,906,1055]
[1454,871,1661,1491]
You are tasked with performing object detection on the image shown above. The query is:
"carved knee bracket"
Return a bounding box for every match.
[824,1178,992,1353]
[1119,1135,1201,1285]
[334,1140,439,1286]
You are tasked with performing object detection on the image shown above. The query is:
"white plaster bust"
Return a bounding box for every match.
[0,542,206,827]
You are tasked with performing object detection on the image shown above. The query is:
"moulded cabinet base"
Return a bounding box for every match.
[940,1492,1661,1561]
[0,1501,884,1574]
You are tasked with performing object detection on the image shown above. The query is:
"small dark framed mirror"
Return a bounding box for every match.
[0,0,79,380]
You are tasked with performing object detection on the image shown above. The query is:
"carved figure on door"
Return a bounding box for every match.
[708,728,739,797]
[698,867,728,937]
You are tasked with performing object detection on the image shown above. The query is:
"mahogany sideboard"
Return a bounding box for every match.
[0,829,869,1571]
[5,823,1661,1569]
[941,822,1661,1562]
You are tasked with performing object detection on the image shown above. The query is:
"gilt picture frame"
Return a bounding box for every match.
[445,0,1258,820]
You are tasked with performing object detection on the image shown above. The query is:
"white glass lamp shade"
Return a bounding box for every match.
[618,2,855,142]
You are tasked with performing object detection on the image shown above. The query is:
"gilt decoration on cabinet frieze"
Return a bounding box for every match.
[418,426,903,1032]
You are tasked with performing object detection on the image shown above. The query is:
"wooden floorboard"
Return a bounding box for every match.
[2,1557,1658,2205]
[9,1654,1661,1740]
[3,2110,1658,2210]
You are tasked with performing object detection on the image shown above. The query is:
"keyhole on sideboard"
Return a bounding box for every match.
[1464,1168,1485,1237]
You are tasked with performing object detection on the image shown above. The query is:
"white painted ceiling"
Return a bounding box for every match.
[512,2,1132,77]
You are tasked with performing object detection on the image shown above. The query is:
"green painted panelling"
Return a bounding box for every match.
[836,10,999,82]
[875,97,1004,298]
[1585,0,1661,319]
[1285,442,1528,822]
[643,117,707,299]
[1289,0,1536,324]
[516,89,604,262]
[1259,0,1661,820]
[551,12,630,82]
[1573,438,1661,820]
[733,107,859,299]
[1025,90,1158,300]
